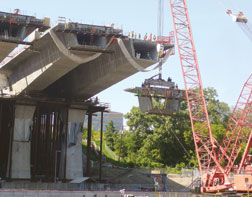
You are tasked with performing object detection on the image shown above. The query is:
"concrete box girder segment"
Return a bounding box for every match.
[45,39,174,99]
[0,20,173,102]
[0,25,115,95]
[0,41,18,64]
[0,11,50,33]
[0,11,50,62]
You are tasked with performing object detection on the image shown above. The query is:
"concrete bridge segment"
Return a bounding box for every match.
[0,11,49,63]
[0,22,173,100]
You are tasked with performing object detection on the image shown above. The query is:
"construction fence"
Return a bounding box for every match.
[0,168,202,196]
[0,190,231,197]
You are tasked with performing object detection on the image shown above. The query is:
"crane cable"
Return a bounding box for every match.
[237,22,252,42]
[156,105,191,158]
[216,0,238,12]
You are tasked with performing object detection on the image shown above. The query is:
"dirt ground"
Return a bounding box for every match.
[93,167,192,191]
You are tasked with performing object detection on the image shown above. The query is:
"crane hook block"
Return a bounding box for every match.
[227,10,248,23]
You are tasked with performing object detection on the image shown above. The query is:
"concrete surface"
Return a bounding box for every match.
[0,41,18,63]
[0,24,173,99]
[66,109,87,179]
[0,190,193,197]
[1,28,101,95]
[45,38,167,99]
[11,105,35,179]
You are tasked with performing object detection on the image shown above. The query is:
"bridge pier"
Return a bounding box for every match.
[11,105,35,179]
[66,108,86,180]
[0,97,104,181]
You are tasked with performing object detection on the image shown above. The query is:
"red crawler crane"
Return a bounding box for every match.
[233,75,252,192]
[169,0,252,193]
[213,74,252,192]
[218,74,252,173]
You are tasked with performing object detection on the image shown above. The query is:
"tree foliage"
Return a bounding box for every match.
[104,120,117,151]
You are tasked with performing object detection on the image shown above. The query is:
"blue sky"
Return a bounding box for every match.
[2,0,252,119]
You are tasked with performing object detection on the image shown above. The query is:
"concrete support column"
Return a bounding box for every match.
[11,105,35,179]
[66,108,86,180]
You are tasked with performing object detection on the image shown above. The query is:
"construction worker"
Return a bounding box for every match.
[149,33,152,41]
[158,51,163,58]
[147,52,151,60]
[94,97,99,104]
[144,33,147,40]
[131,31,135,38]
[137,52,141,59]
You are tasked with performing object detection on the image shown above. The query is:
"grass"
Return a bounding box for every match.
[82,141,99,161]
[82,138,129,167]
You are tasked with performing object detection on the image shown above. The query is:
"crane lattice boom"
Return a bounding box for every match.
[169,0,232,192]
[219,74,252,175]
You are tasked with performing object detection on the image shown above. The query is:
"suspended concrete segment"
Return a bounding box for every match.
[0,11,50,63]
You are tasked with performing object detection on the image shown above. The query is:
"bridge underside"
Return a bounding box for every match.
[0,17,174,181]
[0,25,171,99]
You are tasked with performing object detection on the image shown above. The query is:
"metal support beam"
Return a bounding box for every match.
[30,103,67,181]
[86,112,92,177]
[0,100,14,179]
[99,111,104,182]
[8,104,15,179]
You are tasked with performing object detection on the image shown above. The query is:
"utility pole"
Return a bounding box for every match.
[118,126,124,162]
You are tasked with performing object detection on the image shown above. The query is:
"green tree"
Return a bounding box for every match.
[120,87,231,169]
[106,120,116,133]
[204,87,231,126]
[104,120,117,151]
[124,106,189,168]
[82,127,96,140]
[113,131,137,166]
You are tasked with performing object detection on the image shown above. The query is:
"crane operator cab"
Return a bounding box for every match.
[226,10,248,23]
[125,76,185,115]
